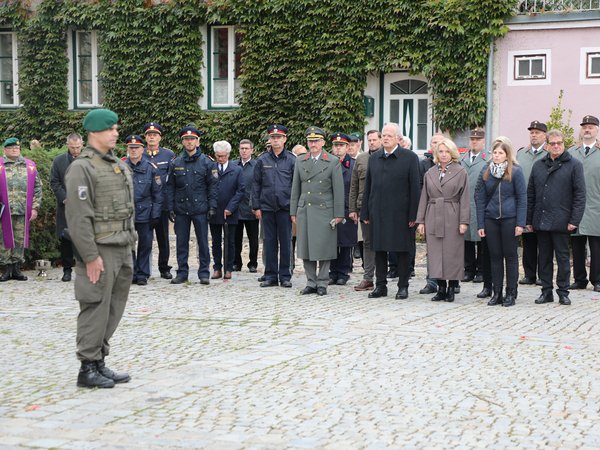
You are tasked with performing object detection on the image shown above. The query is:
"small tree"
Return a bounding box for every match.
[546,89,575,148]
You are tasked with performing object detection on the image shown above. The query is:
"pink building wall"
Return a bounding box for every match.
[494,22,600,147]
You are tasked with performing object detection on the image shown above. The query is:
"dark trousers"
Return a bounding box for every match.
[210,223,236,272]
[375,251,409,288]
[174,214,210,280]
[485,217,519,291]
[59,235,74,269]
[571,235,600,285]
[234,219,259,269]
[329,246,352,282]
[521,232,538,280]
[153,211,171,273]
[133,222,153,280]
[262,210,292,283]
[388,239,415,273]
[538,231,570,296]
[465,239,492,288]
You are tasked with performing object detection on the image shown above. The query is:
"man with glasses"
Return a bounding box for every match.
[527,130,586,306]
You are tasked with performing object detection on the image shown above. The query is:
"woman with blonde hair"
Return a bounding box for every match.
[475,140,527,307]
[416,138,470,302]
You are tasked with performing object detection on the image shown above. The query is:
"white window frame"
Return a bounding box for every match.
[71,30,103,108]
[207,25,240,109]
[507,49,551,86]
[0,31,19,108]
[580,47,600,85]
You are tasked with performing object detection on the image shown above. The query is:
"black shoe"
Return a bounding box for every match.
[336,279,348,286]
[257,275,266,282]
[232,265,242,272]
[368,287,388,298]
[462,274,474,282]
[503,290,516,307]
[519,276,536,285]
[316,287,327,296]
[77,361,115,388]
[249,266,257,273]
[445,286,456,302]
[11,264,27,281]
[535,292,554,304]
[96,360,130,384]
[477,287,492,298]
[473,274,483,283]
[301,286,317,295]
[568,281,588,290]
[280,280,292,288]
[260,280,278,287]
[137,278,147,286]
[170,276,188,284]
[62,268,72,282]
[199,278,210,285]
[352,246,362,259]
[328,278,337,285]
[558,294,571,305]
[419,284,437,295]
[386,270,398,279]
[395,287,408,299]
[535,279,543,286]
[410,271,415,278]
[454,285,461,294]
[594,283,600,292]
[0,265,12,282]
[131,278,138,285]
[431,286,447,301]
[487,290,503,306]
[160,271,173,280]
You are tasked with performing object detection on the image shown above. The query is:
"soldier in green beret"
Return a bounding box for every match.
[65,108,136,388]
[0,138,43,281]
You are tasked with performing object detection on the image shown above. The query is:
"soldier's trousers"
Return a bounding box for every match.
[0,215,26,265]
[75,244,132,362]
[304,259,330,289]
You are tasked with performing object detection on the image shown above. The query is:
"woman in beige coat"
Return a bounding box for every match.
[416,138,470,302]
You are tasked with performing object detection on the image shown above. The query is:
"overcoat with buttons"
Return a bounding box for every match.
[569,143,600,236]
[460,151,490,242]
[290,150,344,261]
[337,154,358,247]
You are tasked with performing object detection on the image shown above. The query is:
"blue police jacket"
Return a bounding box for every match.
[210,162,245,225]
[166,150,218,216]
[126,158,163,224]
[143,146,175,211]
[231,158,257,221]
[251,149,295,212]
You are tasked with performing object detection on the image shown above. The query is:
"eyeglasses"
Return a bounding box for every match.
[548,141,564,146]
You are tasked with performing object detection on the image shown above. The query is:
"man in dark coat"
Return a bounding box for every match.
[360,123,421,300]
[50,133,83,281]
[527,129,586,305]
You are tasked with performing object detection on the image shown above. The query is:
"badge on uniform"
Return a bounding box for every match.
[154,175,162,185]
[78,186,88,200]
[212,169,219,179]
[114,166,122,174]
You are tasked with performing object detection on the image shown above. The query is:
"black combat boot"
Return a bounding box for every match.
[96,360,131,384]
[77,361,115,388]
[11,263,27,281]
[487,288,503,306]
[503,288,516,307]
[445,286,456,302]
[431,285,447,301]
[0,264,12,282]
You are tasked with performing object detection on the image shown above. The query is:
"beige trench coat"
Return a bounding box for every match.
[416,163,470,281]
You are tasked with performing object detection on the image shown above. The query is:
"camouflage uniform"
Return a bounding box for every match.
[0,155,43,265]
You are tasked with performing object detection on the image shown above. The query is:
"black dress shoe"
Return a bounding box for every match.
[559,295,571,305]
[199,278,210,285]
[160,271,173,280]
[594,283,600,292]
[96,360,130,384]
[519,276,536,285]
[473,274,483,283]
[316,287,327,296]
[419,284,437,295]
[328,278,337,285]
[535,279,543,286]
[280,280,292,288]
[336,279,348,285]
[137,278,147,286]
[454,285,461,294]
[257,275,266,282]
[77,361,114,388]
[477,287,492,298]
[301,286,317,295]
[535,292,554,304]
[395,287,408,299]
[386,270,398,279]
[568,281,588,290]
[260,280,278,287]
[487,290,503,306]
[502,290,516,307]
[249,266,257,273]
[170,276,188,284]
[368,287,388,298]
[62,268,72,282]
[462,274,474,282]
[431,288,447,302]
[445,286,456,302]
[232,265,241,271]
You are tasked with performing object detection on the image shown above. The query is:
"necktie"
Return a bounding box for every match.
[585,146,591,156]
[219,164,223,174]
[471,155,475,164]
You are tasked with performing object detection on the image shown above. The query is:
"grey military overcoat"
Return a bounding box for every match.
[570,143,600,236]
[460,151,489,242]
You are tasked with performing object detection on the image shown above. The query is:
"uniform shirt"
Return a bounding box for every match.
[143,147,175,211]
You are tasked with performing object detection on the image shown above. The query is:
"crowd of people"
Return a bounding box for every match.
[0,108,598,387]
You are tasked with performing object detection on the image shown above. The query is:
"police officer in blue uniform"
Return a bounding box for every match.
[167,126,218,285]
[125,135,163,285]
[142,122,175,279]
[251,124,295,288]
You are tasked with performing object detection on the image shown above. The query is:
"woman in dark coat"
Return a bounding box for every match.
[475,140,527,307]
[416,138,470,302]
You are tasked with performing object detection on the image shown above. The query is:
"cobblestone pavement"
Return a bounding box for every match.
[1,242,600,449]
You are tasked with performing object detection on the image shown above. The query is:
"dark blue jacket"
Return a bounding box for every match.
[166,151,218,216]
[126,158,163,223]
[143,147,175,211]
[337,155,358,247]
[231,158,258,221]
[210,162,245,225]
[251,149,295,212]
[475,164,527,229]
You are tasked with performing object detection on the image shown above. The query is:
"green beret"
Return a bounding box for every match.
[3,137,20,147]
[83,109,119,132]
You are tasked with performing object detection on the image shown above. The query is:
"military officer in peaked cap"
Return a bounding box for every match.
[65,109,135,388]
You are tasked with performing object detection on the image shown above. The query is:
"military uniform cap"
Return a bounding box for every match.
[2,137,19,147]
[470,127,485,138]
[305,126,326,141]
[144,122,163,135]
[179,126,202,138]
[83,108,119,132]
[527,120,547,133]
[349,132,362,141]
[581,115,600,126]
[126,135,145,146]
[267,124,288,136]
[331,132,350,144]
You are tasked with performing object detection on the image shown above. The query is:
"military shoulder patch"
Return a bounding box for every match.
[78,186,88,200]
[212,169,219,178]
[154,175,162,185]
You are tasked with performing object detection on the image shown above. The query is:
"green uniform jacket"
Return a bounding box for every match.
[516,145,547,234]
[460,151,490,242]
[290,150,344,261]
[569,143,600,236]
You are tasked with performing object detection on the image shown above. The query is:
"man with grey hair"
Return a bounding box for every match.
[50,133,84,282]
[209,141,244,279]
